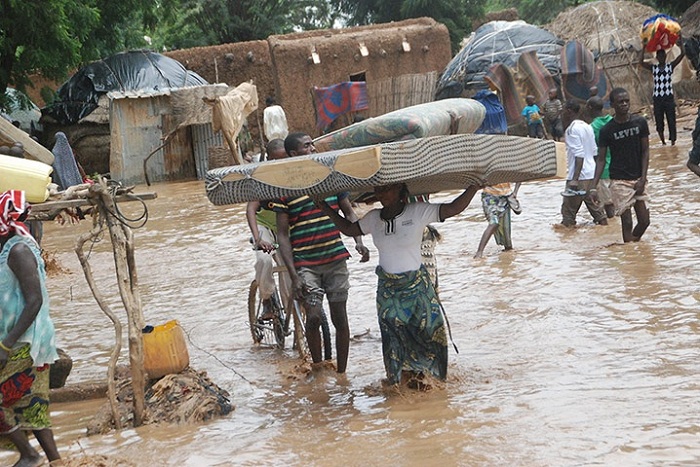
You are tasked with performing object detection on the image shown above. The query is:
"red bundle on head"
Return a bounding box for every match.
[641,14,681,52]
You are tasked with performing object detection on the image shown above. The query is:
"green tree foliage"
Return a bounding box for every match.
[484,0,587,25]
[0,0,175,111]
[80,0,172,58]
[0,0,98,110]
[153,0,341,50]
[654,0,695,18]
[338,0,487,53]
[289,0,347,31]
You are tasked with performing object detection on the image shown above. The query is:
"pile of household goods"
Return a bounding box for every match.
[641,13,681,52]
[87,365,233,435]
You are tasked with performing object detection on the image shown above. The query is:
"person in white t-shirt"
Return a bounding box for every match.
[315,183,480,389]
[560,100,608,227]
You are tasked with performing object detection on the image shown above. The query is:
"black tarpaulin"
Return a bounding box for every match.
[43,50,208,125]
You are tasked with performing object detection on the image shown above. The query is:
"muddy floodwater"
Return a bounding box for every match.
[4,116,700,466]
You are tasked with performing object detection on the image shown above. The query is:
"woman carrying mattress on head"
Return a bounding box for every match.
[315,182,480,389]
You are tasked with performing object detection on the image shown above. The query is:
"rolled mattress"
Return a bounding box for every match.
[205,134,565,205]
[313,98,487,152]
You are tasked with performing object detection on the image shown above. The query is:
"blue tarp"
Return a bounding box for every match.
[473,90,507,135]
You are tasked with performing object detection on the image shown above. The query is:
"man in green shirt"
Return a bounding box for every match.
[586,97,614,219]
[245,139,288,320]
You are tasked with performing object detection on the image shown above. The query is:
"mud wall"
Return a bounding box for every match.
[269,17,451,136]
[165,41,273,147]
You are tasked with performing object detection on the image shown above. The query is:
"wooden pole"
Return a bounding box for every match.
[89,181,146,426]
[255,109,266,161]
[75,217,123,429]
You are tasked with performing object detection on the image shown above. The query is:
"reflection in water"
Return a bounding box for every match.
[5,126,700,465]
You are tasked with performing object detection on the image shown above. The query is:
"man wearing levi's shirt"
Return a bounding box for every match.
[592,87,650,243]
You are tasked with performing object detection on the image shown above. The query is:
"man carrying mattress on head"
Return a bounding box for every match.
[315,182,481,389]
[271,132,370,374]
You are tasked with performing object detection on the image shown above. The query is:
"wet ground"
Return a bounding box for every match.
[4,110,700,466]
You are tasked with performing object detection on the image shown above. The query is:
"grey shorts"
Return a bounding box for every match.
[597,178,613,206]
[297,259,350,306]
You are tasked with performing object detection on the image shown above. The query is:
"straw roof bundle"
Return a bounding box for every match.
[680,1,700,36]
[545,1,658,55]
[170,84,230,129]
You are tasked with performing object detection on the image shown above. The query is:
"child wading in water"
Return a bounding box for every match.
[542,88,563,141]
[522,95,544,138]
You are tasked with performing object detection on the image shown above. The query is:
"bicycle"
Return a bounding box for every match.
[248,262,332,361]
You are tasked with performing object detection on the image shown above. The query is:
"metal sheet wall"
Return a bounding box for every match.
[191,123,224,179]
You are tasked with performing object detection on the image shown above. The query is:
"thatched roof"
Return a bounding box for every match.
[545,1,658,55]
[680,1,700,36]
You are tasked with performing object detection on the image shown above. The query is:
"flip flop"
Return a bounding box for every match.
[560,188,587,197]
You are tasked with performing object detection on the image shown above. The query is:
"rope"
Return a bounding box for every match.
[437,300,459,355]
[101,180,150,229]
[182,323,255,386]
[80,180,149,261]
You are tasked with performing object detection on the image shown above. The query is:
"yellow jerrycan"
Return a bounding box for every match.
[142,320,190,379]
[0,154,53,203]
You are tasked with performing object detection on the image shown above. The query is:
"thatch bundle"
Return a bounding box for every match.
[546,1,661,110]
[86,367,233,436]
[677,2,700,97]
[170,84,230,129]
[680,1,700,37]
[680,2,700,72]
[546,1,657,55]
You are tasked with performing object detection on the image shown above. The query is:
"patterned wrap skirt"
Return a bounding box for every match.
[481,192,512,248]
[376,264,448,385]
[0,344,52,434]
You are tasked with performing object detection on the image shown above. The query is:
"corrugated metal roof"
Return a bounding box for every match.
[108,83,228,100]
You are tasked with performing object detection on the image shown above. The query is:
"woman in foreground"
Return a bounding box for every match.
[0,190,61,467]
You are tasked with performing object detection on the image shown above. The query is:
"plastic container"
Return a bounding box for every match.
[0,154,53,203]
[142,320,190,379]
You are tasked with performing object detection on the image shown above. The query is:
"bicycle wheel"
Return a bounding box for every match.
[248,280,264,344]
[320,309,332,361]
[289,298,310,361]
[271,291,286,348]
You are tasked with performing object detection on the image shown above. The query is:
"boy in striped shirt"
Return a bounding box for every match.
[272,133,369,373]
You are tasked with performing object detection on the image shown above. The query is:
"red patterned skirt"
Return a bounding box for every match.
[0,344,52,433]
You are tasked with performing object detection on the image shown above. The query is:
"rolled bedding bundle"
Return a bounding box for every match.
[641,14,681,52]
